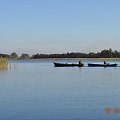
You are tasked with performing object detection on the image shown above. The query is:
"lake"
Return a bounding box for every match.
[0,59,120,120]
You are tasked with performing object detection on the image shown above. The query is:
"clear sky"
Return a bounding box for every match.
[0,0,120,54]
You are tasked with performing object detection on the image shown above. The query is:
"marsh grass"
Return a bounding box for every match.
[0,58,8,69]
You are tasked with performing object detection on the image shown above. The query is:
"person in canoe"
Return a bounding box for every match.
[104,61,106,64]
[79,60,82,65]
[104,61,109,65]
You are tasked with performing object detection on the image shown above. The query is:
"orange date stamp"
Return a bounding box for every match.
[105,108,120,113]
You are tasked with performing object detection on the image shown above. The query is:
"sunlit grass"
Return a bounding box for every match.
[0,58,8,69]
[30,58,120,60]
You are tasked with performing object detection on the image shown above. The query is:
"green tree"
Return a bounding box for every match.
[113,50,120,57]
[20,53,30,59]
[10,52,18,59]
[100,49,113,58]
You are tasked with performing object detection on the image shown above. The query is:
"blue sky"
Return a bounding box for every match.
[0,0,120,54]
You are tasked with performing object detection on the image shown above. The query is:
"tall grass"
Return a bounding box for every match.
[0,58,8,69]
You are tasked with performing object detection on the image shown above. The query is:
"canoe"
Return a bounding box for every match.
[88,63,117,67]
[54,62,84,67]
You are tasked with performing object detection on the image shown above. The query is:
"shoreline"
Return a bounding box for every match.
[28,58,120,60]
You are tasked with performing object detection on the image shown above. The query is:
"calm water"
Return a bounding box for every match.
[0,59,120,120]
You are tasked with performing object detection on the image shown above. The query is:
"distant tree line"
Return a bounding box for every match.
[31,48,120,59]
[1,48,120,59]
[0,53,30,59]
[0,54,10,58]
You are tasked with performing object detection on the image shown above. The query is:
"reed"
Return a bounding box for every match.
[0,58,8,69]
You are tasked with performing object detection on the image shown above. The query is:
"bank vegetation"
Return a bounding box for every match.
[1,48,120,60]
